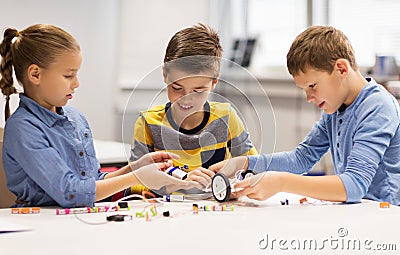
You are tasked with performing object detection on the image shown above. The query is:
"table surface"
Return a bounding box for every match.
[1,193,399,255]
[93,139,131,165]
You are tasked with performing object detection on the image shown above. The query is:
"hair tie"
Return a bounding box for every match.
[15,30,20,37]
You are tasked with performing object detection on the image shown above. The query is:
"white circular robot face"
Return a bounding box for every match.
[211,173,231,203]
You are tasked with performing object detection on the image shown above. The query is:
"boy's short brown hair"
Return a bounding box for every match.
[287,26,358,76]
[164,23,222,78]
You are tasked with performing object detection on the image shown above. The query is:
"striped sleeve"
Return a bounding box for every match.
[129,113,154,162]
[227,107,258,156]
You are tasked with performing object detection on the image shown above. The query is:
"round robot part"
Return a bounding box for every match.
[241,170,256,180]
[211,173,231,203]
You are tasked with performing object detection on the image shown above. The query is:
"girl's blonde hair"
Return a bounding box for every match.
[0,24,80,120]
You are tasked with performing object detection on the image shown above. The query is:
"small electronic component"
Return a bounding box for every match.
[11,207,40,214]
[379,202,390,208]
[149,206,157,216]
[164,166,187,180]
[163,194,185,202]
[106,214,132,222]
[192,203,235,212]
[211,173,231,202]
[193,204,199,214]
[118,201,130,210]
[240,170,256,180]
[280,199,289,205]
[56,206,114,215]
[211,170,255,203]
[299,197,308,204]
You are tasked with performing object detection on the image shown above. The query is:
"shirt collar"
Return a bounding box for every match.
[19,93,68,127]
[165,101,210,134]
[336,77,377,115]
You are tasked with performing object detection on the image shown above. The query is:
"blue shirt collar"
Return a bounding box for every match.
[19,93,68,127]
[336,77,377,115]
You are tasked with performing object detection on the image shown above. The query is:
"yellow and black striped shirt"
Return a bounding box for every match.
[130,101,257,170]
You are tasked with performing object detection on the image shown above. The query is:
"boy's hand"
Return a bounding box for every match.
[131,152,180,170]
[208,156,249,178]
[186,167,215,187]
[233,172,282,201]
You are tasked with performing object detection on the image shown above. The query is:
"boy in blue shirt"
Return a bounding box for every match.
[210,26,400,205]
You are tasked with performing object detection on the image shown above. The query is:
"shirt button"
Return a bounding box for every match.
[338,131,341,136]
[69,194,75,200]
[79,151,84,156]
[337,143,340,148]
[81,171,86,176]
[339,119,343,124]
[84,133,88,138]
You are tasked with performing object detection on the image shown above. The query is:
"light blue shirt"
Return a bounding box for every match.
[2,94,106,207]
[248,79,400,205]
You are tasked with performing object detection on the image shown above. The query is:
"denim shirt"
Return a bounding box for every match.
[2,94,106,207]
[248,79,400,205]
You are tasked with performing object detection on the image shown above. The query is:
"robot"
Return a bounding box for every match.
[211,170,255,202]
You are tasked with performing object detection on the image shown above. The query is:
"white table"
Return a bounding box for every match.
[93,139,131,166]
[1,193,399,255]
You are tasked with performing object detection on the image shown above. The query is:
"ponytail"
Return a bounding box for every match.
[0,28,19,121]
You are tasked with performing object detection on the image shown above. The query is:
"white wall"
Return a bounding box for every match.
[0,0,212,141]
[116,0,211,142]
[117,0,211,85]
[0,0,118,140]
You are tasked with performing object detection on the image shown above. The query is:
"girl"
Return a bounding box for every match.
[0,24,191,208]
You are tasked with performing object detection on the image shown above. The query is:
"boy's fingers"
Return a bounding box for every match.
[232,187,253,198]
[200,168,216,177]
[188,175,210,187]
[208,161,225,173]
[187,180,203,190]
[193,167,215,178]
[233,178,251,189]
[231,179,252,197]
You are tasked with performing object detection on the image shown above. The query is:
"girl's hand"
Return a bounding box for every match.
[132,151,180,170]
[133,162,201,191]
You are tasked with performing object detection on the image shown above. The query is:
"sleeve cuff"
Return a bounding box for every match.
[247,155,269,174]
[339,173,364,203]
[73,177,96,207]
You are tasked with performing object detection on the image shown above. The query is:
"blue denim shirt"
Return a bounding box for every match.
[2,94,106,207]
[248,79,400,205]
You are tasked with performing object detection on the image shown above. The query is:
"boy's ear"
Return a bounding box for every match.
[335,59,349,76]
[162,66,167,84]
[211,77,219,89]
[27,64,42,85]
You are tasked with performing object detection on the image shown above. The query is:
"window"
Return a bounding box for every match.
[222,0,400,69]
[247,0,307,68]
[225,0,307,68]
[326,0,400,67]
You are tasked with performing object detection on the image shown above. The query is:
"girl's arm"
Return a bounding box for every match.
[96,161,172,201]
[95,170,139,201]
[103,164,132,179]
